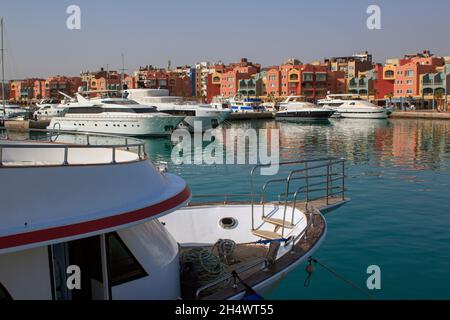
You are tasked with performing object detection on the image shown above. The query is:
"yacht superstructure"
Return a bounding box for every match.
[126,89,231,132]
[34,99,66,120]
[227,97,265,113]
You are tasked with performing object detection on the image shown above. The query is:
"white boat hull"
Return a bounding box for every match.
[333,109,389,119]
[48,115,185,136]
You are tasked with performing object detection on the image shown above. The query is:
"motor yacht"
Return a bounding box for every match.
[276,96,335,121]
[317,94,389,119]
[227,96,266,113]
[126,89,231,132]
[47,93,185,136]
[33,99,66,121]
[0,128,349,300]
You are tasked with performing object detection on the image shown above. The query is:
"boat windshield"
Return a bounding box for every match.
[101,99,140,105]
[66,106,157,114]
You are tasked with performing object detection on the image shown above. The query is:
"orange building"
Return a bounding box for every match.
[219,58,260,97]
[393,51,444,98]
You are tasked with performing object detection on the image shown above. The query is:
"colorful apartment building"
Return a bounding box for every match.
[393,51,444,98]
[219,58,260,98]
[44,76,82,99]
[325,52,374,79]
[263,62,345,100]
[136,66,192,97]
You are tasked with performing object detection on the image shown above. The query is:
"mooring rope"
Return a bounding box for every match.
[306,257,376,300]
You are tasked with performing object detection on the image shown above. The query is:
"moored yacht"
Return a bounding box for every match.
[0,128,349,300]
[33,99,66,121]
[126,89,231,132]
[276,96,335,121]
[318,94,389,119]
[47,93,185,136]
[227,96,266,113]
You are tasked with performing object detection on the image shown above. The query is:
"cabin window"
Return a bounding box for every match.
[0,283,12,301]
[107,233,148,286]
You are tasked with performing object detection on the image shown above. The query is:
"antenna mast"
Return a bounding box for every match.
[119,54,127,99]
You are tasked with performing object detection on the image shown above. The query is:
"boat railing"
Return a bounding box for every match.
[195,257,268,300]
[0,127,147,167]
[251,158,346,238]
[194,205,325,299]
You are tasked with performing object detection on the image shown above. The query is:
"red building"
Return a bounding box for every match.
[137,67,192,97]
[219,58,260,97]
[373,64,395,100]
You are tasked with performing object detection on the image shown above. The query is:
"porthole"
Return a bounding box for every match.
[219,217,238,230]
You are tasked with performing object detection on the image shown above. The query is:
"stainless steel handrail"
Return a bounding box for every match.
[0,127,147,166]
[195,257,268,299]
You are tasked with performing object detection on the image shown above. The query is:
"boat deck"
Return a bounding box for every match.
[186,195,348,300]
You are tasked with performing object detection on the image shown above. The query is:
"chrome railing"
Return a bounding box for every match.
[251,158,346,237]
[0,127,147,167]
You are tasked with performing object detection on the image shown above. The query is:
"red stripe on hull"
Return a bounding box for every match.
[0,186,191,251]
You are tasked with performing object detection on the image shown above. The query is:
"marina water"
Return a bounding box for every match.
[145,118,450,299]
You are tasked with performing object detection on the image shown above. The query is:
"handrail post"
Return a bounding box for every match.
[125,138,129,150]
[0,146,3,167]
[112,147,116,164]
[63,146,68,165]
[326,163,330,205]
[342,160,345,201]
[305,162,309,212]
[86,134,90,146]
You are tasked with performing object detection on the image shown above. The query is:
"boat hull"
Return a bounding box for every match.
[47,115,185,136]
[276,110,335,121]
[333,110,389,119]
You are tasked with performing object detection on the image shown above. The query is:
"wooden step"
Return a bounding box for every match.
[251,230,282,240]
[263,217,295,229]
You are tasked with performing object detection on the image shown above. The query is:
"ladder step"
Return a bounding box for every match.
[263,217,295,229]
[252,230,282,240]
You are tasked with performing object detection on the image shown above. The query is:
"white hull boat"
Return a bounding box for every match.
[47,94,185,136]
[318,94,389,119]
[0,129,349,300]
[126,89,231,132]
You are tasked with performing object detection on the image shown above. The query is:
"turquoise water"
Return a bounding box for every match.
[144,118,450,300]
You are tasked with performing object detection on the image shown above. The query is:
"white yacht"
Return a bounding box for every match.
[47,93,185,136]
[0,128,349,300]
[276,96,335,121]
[318,94,389,119]
[227,96,266,113]
[0,104,29,120]
[126,89,231,132]
[33,99,66,121]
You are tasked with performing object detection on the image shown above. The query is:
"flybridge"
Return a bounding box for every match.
[0,128,190,255]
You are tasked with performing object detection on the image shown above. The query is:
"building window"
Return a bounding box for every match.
[406,89,413,94]
[0,283,12,301]
[405,70,414,77]
[406,80,413,85]
[107,232,148,286]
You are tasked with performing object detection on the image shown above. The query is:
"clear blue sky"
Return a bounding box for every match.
[1,0,449,79]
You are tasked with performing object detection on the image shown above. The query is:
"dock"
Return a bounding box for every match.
[390,111,450,120]
[4,120,50,130]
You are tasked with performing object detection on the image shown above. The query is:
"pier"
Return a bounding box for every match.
[390,111,450,120]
